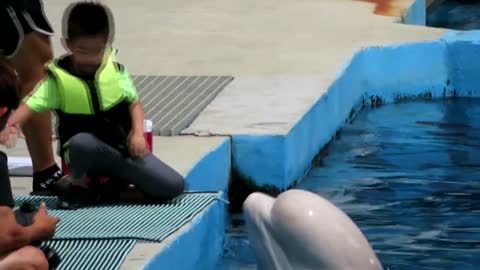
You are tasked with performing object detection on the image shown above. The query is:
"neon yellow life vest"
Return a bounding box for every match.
[47,48,125,114]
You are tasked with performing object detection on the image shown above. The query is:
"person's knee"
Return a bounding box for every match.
[16,246,49,270]
[169,173,185,196]
[68,133,98,157]
[31,32,54,64]
[10,32,53,97]
[148,170,185,200]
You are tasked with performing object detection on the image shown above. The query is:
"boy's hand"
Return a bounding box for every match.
[128,131,147,157]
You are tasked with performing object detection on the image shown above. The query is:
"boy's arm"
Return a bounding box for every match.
[129,101,144,136]
[8,76,60,127]
[119,65,144,135]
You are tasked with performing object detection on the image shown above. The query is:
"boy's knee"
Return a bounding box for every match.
[173,174,185,195]
[167,174,185,198]
[162,173,185,199]
[147,173,185,201]
[68,133,98,156]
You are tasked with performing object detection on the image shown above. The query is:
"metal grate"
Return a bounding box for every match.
[14,192,219,242]
[40,239,136,270]
[133,75,233,136]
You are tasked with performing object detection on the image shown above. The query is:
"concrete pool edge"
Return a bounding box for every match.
[143,191,227,270]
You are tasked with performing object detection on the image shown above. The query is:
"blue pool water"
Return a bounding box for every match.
[427,0,480,30]
[217,98,480,270]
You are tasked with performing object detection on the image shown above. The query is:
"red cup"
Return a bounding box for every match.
[144,119,153,152]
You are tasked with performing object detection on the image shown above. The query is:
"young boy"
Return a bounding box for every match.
[8,1,185,209]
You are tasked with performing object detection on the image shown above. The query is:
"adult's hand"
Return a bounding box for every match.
[0,125,19,148]
[31,203,60,241]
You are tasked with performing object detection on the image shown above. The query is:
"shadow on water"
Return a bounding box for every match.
[298,98,480,270]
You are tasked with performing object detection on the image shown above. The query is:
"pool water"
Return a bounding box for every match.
[217,98,480,270]
[427,0,480,30]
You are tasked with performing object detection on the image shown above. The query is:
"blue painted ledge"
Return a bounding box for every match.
[232,30,480,190]
[185,137,231,192]
[404,0,426,26]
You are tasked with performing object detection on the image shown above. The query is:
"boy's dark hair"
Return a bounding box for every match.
[63,1,115,42]
[0,56,20,112]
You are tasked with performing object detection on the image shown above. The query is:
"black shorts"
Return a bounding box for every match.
[0,151,14,207]
[0,0,54,58]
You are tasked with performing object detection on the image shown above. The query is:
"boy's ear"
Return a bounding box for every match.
[61,37,71,53]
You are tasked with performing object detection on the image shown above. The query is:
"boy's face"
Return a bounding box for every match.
[66,35,107,77]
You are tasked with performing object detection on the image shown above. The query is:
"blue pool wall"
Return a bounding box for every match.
[404,0,426,25]
[442,31,480,96]
[186,137,231,192]
[143,192,227,270]
[232,30,480,190]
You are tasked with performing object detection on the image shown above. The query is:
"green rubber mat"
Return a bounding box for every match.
[14,192,219,242]
[40,239,136,270]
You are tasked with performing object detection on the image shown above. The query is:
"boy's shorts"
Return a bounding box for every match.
[0,0,54,58]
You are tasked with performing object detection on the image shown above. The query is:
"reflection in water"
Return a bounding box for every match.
[298,98,480,270]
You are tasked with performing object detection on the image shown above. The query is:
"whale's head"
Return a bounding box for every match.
[243,189,383,270]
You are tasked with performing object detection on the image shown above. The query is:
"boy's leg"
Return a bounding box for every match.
[65,133,185,202]
[124,154,185,201]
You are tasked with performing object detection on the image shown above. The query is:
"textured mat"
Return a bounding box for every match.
[14,192,219,242]
[133,75,233,136]
[41,239,136,270]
